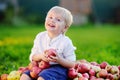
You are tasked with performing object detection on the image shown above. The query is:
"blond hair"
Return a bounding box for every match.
[47,6,73,28]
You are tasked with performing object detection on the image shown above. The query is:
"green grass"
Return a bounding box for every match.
[0,24,120,75]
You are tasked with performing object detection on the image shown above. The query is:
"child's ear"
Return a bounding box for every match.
[62,26,68,33]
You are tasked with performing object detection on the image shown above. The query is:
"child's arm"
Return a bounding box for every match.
[32,53,49,62]
[48,54,76,68]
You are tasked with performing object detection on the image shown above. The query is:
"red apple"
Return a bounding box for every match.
[96,78,104,80]
[100,62,108,69]
[82,73,89,79]
[68,68,78,79]
[31,66,41,74]
[28,61,38,70]
[38,61,50,69]
[89,76,96,80]
[78,76,88,80]
[77,63,90,73]
[30,71,38,79]
[97,69,108,78]
[89,69,96,76]
[74,63,80,70]
[45,49,56,58]
[118,65,120,71]
[1,74,8,80]
[18,67,29,73]
[30,66,41,79]
[106,73,114,80]
[90,62,99,66]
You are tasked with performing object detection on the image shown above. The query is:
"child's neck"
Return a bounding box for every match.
[48,32,61,39]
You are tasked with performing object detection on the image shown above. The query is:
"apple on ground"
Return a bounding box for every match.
[78,76,88,80]
[82,73,89,79]
[96,78,104,80]
[18,67,29,73]
[73,77,79,80]
[106,73,114,80]
[74,63,80,70]
[91,65,101,73]
[89,76,96,80]
[110,66,119,74]
[77,73,83,78]
[77,63,90,73]
[105,65,112,73]
[1,74,8,80]
[68,68,78,79]
[100,61,108,69]
[90,62,99,66]
[38,61,50,69]
[118,65,120,71]
[113,73,119,80]
[7,71,21,80]
[97,69,108,78]
[89,69,96,76]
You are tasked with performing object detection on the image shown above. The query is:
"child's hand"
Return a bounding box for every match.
[41,53,50,62]
[47,53,61,62]
[44,49,59,62]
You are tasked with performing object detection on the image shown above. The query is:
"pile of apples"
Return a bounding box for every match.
[68,59,120,80]
[0,49,56,80]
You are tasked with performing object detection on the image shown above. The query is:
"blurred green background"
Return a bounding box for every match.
[0,0,120,75]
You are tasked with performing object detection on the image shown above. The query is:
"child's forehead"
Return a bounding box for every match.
[48,10,65,18]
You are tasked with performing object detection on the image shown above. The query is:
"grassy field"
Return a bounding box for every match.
[0,24,120,75]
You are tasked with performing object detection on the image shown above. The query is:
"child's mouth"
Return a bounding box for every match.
[48,24,55,28]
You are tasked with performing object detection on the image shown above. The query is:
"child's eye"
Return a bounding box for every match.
[57,19,61,21]
[49,17,52,19]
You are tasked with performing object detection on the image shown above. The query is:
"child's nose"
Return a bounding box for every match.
[51,18,56,22]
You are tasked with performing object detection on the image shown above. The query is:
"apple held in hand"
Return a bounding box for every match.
[45,49,56,58]
[68,68,78,79]
[38,61,50,69]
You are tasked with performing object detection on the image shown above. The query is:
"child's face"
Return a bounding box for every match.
[45,10,66,35]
